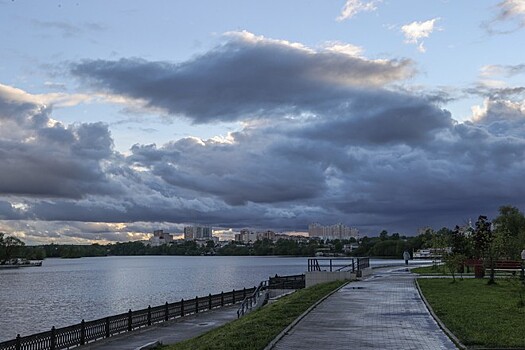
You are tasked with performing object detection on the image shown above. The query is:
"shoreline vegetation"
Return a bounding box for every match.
[162,280,346,350]
[3,204,525,262]
[2,228,454,260]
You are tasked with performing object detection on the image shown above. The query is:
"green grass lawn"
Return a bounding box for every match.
[418,278,525,348]
[162,280,346,350]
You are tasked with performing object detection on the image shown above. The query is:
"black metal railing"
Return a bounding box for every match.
[307,257,370,273]
[237,280,268,318]
[237,274,306,318]
[0,287,254,350]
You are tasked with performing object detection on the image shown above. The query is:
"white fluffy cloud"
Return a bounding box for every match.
[401,18,440,52]
[336,0,381,21]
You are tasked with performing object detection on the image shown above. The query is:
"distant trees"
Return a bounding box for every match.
[0,233,25,263]
[3,205,525,264]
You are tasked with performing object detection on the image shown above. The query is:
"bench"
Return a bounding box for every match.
[490,261,523,275]
[464,259,524,278]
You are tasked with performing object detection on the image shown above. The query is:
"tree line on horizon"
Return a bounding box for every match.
[2,205,525,262]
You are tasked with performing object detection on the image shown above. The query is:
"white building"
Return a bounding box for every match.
[149,230,174,246]
[235,229,277,243]
[308,223,358,241]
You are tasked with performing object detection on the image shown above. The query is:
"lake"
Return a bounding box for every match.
[0,255,409,341]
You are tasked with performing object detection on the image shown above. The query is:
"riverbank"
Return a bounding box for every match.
[165,281,345,350]
[0,256,421,341]
[84,264,453,350]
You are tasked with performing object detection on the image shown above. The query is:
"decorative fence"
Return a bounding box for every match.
[0,287,255,350]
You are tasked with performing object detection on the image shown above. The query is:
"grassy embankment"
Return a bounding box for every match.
[162,280,346,350]
[418,278,525,348]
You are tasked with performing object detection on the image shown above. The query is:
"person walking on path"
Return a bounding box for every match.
[521,249,525,280]
[403,250,410,266]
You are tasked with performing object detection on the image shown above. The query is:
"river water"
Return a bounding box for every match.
[0,256,409,341]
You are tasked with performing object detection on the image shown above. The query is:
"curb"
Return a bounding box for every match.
[134,340,161,350]
[263,280,350,350]
[414,279,467,350]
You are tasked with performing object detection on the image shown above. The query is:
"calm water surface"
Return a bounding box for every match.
[0,256,407,341]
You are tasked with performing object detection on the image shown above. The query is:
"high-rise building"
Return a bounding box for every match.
[184,225,213,240]
[308,223,358,240]
[183,226,194,241]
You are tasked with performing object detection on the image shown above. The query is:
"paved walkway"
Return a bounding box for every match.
[78,266,457,350]
[77,305,240,349]
[270,266,457,350]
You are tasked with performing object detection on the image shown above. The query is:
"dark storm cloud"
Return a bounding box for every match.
[3,31,525,239]
[5,93,525,236]
[71,32,414,123]
[129,135,326,205]
[295,90,454,146]
[0,84,122,198]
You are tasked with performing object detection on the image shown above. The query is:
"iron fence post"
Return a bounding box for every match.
[80,319,85,345]
[195,296,199,313]
[165,302,169,321]
[208,293,212,310]
[232,289,236,304]
[128,309,132,331]
[50,326,56,350]
[221,291,224,307]
[15,334,20,350]
[147,306,152,326]
[105,317,110,338]
[181,298,184,316]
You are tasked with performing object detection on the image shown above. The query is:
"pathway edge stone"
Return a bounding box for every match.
[134,340,161,350]
[263,280,351,350]
[414,278,468,350]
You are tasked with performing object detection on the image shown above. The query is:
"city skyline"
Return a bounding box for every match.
[1,1,525,244]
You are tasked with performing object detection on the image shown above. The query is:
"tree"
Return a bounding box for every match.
[444,252,465,283]
[493,205,525,259]
[472,215,498,284]
[0,233,25,263]
[333,240,343,253]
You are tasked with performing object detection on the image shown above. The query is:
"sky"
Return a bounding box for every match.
[1,0,525,244]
